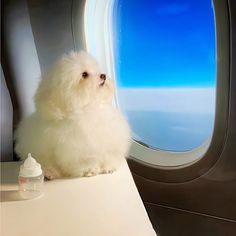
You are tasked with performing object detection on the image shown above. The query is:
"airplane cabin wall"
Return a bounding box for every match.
[128,0,236,234]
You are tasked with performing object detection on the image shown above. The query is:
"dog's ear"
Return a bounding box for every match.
[34,74,67,121]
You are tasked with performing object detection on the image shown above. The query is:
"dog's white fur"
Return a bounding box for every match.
[14,51,131,179]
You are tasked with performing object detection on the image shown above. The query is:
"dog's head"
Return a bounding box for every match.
[35,51,115,120]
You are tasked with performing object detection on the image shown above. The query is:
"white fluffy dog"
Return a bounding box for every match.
[14,51,131,179]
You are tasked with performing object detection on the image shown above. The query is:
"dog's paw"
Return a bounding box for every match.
[44,168,60,180]
[44,174,55,181]
[83,170,98,177]
[101,168,116,175]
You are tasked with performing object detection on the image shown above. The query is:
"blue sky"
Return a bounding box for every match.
[113,0,216,88]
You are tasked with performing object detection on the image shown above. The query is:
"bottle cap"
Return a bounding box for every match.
[19,153,43,177]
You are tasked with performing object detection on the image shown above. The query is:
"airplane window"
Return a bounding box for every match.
[112,0,216,151]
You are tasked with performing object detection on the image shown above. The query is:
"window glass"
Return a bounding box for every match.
[113,0,216,151]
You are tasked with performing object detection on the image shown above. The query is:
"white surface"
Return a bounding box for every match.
[1,161,156,236]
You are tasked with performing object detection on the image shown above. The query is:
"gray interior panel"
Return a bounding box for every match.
[1,65,13,161]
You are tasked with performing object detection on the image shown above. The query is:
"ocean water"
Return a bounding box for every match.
[125,111,215,152]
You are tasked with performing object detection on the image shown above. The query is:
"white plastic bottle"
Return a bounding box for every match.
[18,153,44,199]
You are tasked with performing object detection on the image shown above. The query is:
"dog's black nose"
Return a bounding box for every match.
[100,74,106,80]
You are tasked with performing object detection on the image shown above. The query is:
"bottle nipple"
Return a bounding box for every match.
[19,153,43,177]
[24,153,37,168]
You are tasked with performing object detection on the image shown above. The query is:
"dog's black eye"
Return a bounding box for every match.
[82,72,89,79]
